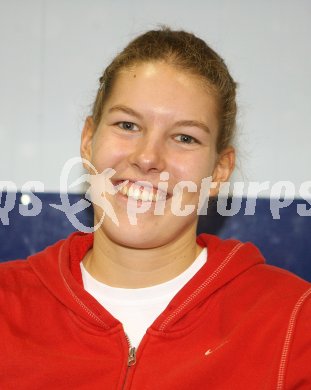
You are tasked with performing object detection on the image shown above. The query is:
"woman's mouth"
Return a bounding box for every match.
[117,181,168,203]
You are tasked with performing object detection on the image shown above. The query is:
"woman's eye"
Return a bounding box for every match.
[175,134,197,144]
[117,121,138,131]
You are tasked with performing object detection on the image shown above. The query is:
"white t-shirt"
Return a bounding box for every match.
[81,248,207,347]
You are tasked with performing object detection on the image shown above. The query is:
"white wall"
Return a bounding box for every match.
[1,0,310,197]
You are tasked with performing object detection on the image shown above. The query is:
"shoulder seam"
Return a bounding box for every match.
[58,245,110,330]
[276,286,311,390]
[158,242,243,331]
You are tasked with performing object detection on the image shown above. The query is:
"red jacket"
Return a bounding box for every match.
[0,232,310,389]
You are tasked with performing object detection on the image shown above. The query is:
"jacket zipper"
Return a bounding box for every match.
[122,333,136,389]
[125,333,136,366]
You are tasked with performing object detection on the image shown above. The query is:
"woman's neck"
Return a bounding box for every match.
[82,228,202,289]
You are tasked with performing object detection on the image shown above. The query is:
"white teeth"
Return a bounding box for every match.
[133,188,141,200]
[141,189,150,202]
[119,182,167,202]
[128,186,135,198]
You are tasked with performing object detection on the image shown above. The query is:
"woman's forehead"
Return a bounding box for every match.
[105,62,219,122]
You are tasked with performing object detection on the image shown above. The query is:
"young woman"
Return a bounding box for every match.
[1,28,310,389]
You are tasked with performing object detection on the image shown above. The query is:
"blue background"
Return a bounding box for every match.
[0,192,310,282]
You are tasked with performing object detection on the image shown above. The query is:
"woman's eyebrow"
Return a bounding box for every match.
[108,105,210,133]
[174,120,211,134]
[108,105,143,120]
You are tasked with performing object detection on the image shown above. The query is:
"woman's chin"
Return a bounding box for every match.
[94,215,163,249]
[94,209,198,251]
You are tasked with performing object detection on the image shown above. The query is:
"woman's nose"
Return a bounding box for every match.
[128,134,166,174]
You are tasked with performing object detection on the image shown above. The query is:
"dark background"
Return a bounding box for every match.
[1,192,310,282]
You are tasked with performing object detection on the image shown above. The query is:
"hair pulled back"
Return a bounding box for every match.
[92,27,237,153]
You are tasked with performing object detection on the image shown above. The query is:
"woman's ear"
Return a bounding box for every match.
[211,146,236,196]
[80,116,95,170]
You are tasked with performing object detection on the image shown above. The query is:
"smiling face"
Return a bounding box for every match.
[81,61,235,249]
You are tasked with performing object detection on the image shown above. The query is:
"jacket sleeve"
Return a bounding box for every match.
[279,287,311,390]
